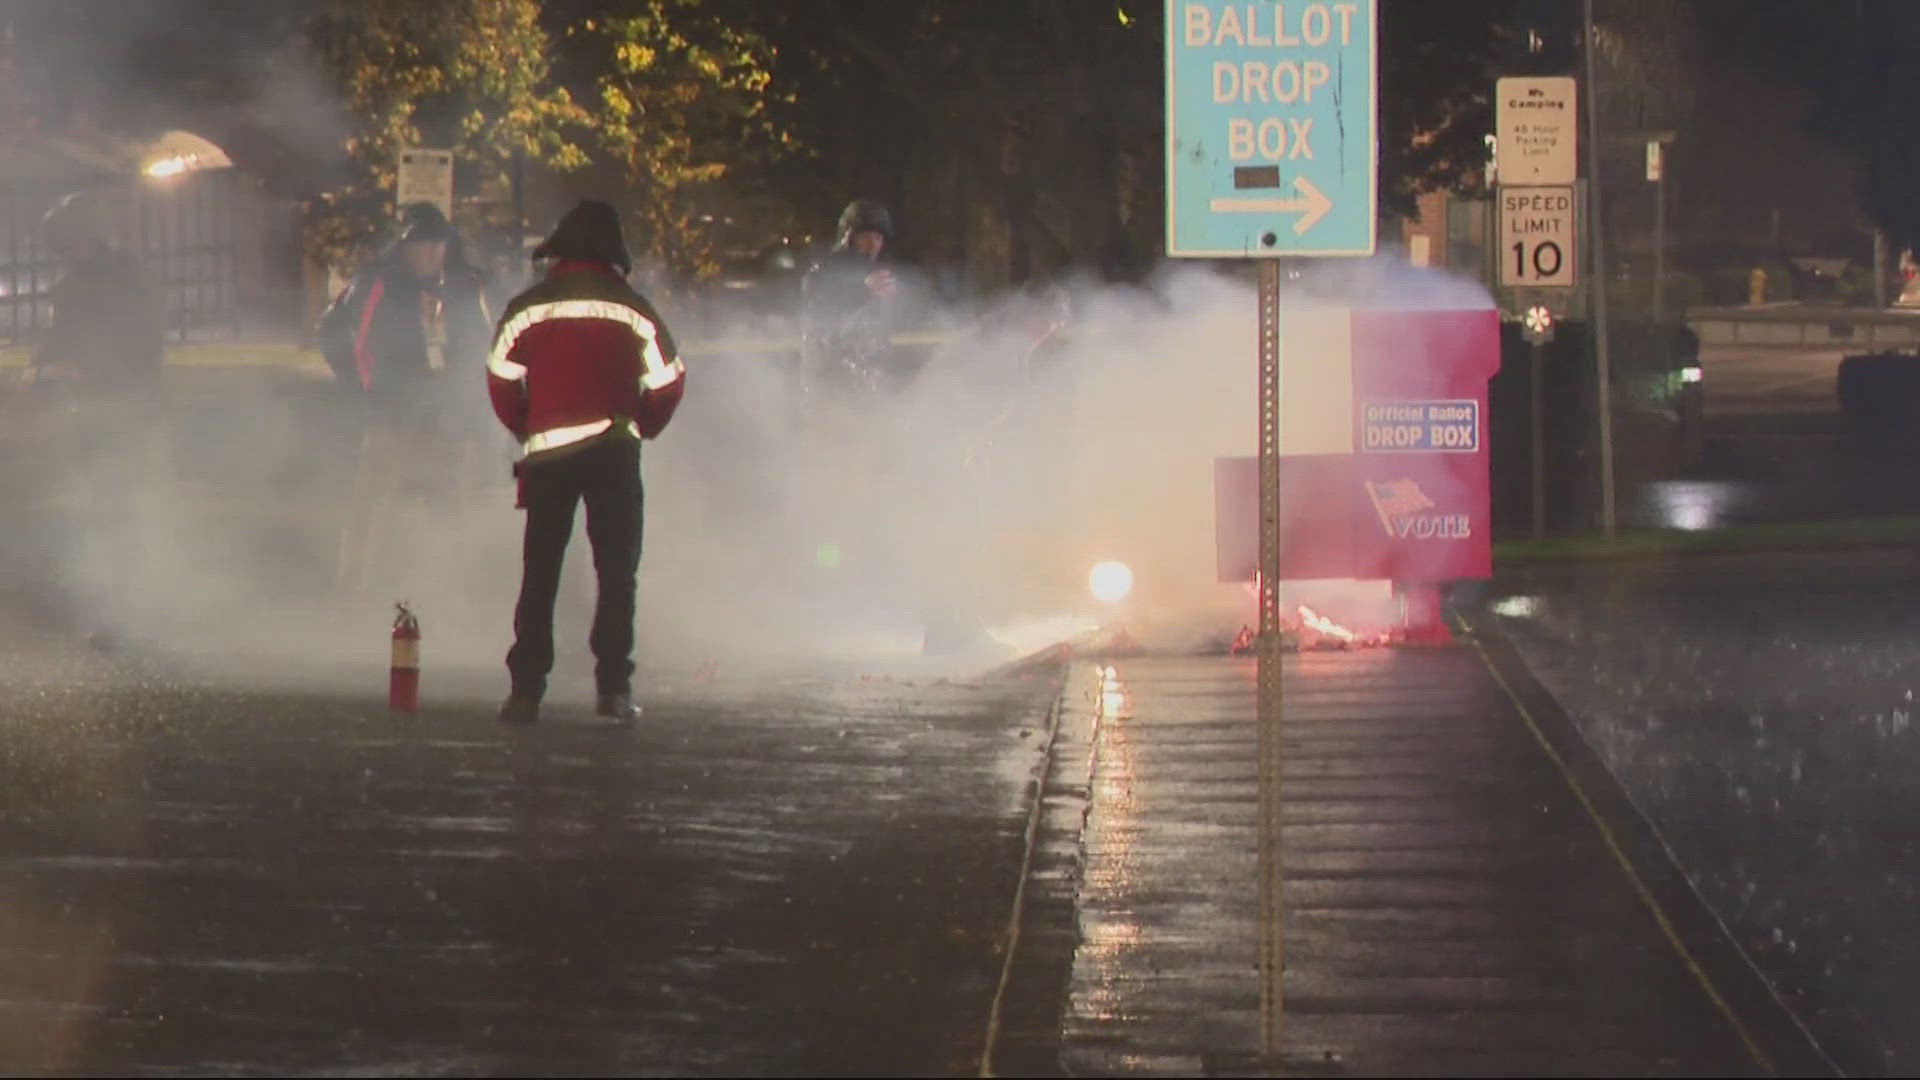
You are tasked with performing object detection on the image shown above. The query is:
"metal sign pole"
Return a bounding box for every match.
[1875,230,1888,308]
[1532,336,1547,541]
[1167,4,1376,1060]
[1522,302,1559,540]
[1652,149,1668,326]
[1256,257,1285,1054]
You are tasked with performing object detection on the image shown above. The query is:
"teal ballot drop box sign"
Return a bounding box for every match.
[1165,1,1377,258]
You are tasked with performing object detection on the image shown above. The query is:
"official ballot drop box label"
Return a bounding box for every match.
[1360,400,1480,453]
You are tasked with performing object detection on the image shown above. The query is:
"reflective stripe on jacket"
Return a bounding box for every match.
[486,260,685,459]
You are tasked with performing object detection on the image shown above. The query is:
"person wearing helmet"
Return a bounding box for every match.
[331,201,493,592]
[329,203,490,410]
[799,198,900,397]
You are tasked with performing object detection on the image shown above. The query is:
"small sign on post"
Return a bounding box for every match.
[1499,185,1578,289]
[396,147,455,221]
[1495,77,1578,185]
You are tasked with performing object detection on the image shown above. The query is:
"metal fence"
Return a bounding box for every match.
[0,186,58,343]
[0,168,280,347]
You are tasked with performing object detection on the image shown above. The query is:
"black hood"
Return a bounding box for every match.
[398,201,452,241]
[376,202,477,280]
[534,200,632,275]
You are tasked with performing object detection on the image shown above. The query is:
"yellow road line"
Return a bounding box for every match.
[0,348,326,370]
[688,331,961,355]
[5,331,967,367]
[1452,613,1792,1077]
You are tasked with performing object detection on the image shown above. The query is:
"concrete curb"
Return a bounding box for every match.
[980,654,1080,1078]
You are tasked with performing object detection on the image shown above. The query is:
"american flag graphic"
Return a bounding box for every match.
[1366,479,1434,532]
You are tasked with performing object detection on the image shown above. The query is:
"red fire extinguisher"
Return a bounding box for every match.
[390,602,420,713]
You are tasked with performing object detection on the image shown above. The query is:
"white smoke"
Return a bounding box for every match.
[9,254,1493,691]
[635,253,1496,668]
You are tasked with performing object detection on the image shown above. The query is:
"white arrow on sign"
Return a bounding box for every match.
[1208,176,1334,236]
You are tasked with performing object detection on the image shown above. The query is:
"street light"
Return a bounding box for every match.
[1088,560,1134,604]
[145,154,202,179]
[134,130,231,181]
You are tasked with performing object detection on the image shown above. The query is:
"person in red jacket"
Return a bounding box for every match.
[487,200,686,723]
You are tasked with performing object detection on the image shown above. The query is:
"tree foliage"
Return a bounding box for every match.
[1697,0,1920,251]
[740,0,1517,287]
[562,0,789,279]
[1379,0,1515,219]
[304,0,589,266]
[290,0,1528,284]
[742,0,1161,288]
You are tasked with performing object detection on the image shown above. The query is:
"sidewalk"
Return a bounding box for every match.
[0,338,328,374]
[1014,643,1833,1077]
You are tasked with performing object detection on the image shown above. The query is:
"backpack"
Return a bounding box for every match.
[316,278,363,385]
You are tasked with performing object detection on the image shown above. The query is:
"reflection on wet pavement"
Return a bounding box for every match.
[1491,549,1920,1075]
[0,662,1056,1075]
[1637,481,1764,531]
[1051,653,1767,1077]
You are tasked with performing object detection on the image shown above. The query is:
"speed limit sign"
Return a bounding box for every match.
[1499,185,1577,288]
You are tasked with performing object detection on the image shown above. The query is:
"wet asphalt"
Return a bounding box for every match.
[2,622,1820,1080]
[0,644,1059,1077]
[6,362,1904,1076]
[0,364,1077,1076]
[1021,651,1807,1079]
[1489,548,1920,1077]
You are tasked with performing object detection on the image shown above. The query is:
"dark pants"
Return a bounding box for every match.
[506,436,645,698]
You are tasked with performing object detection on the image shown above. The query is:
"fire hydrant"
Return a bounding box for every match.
[1749,265,1768,307]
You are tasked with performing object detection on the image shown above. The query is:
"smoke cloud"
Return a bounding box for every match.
[1,2,1500,692]
[4,253,1493,695]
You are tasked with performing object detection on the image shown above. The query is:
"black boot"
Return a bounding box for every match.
[595,692,641,723]
[498,693,541,724]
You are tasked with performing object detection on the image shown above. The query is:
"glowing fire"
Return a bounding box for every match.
[1287,604,1398,650]
[1237,576,1404,651]
[1296,605,1358,643]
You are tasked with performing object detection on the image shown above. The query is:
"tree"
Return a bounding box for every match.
[553,0,789,281]
[303,0,589,268]
[1379,0,1520,221]
[731,1,1523,289]
[293,0,1531,289]
[745,1,1161,289]
[1699,0,1920,252]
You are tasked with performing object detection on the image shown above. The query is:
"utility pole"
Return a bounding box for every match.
[1582,0,1618,540]
[1875,230,1888,308]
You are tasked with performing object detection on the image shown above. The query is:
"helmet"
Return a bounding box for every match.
[397,201,453,243]
[836,199,894,244]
